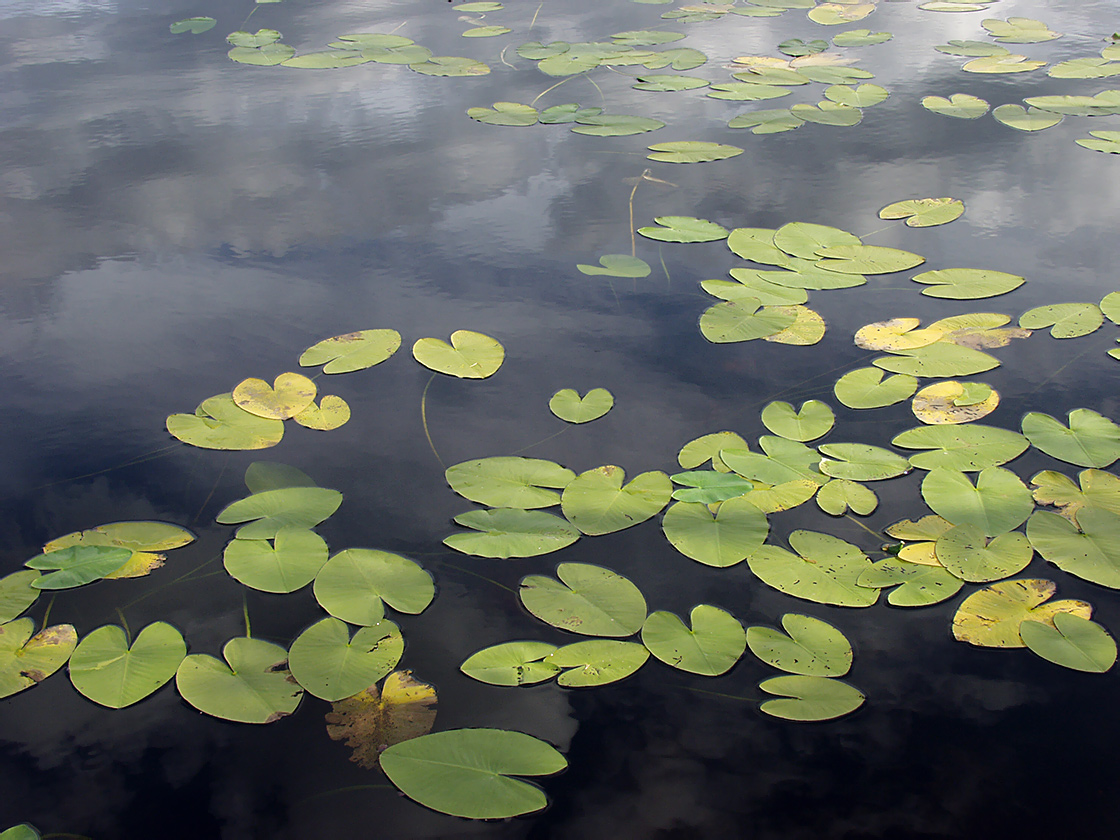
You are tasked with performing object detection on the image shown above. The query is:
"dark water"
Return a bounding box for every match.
[2,0,1120,837]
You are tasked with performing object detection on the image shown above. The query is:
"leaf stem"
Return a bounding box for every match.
[41,594,56,628]
[437,560,516,593]
[116,607,131,645]
[530,75,573,107]
[192,457,229,525]
[420,374,446,469]
[676,683,755,702]
[529,2,543,28]
[243,592,252,639]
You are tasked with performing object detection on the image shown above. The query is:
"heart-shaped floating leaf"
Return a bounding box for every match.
[921,467,1032,536]
[935,524,1033,582]
[281,50,369,70]
[1102,291,1120,325]
[963,54,1046,74]
[571,114,665,136]
[325,671,438,769]
[817,479,878,516]
[638,216,728,243]
[1031,469,1120,520]
[519,562,647,637]
[641,605,745,676]
[444,508,580,558]
[1050,59,1120,80]
[912,381,999,425]
[299,329,401,373]
[934,40,1008,57]
[0,571,40,623]
[662,497,769,567]
[911,268,1024,299]
[892,424,1028,471]
[561,466,670,535]
[460,642,561,686]
[223,528,330,593]
[613,30,686,46]
[746,613,852,676]
[879,197,964,227]
[833,29,892,47]
[992,104,1062,132]
[759,675,865,721]
[678,431,748,471]
[816,245,925,275]
[288,617,404,701]
[951,579,1090,647]
[462,25,512,38]
[409,56,490,76]
[779,38,828,57]
[545,640,649,686]
[0,824,40,840]
[292,395,351,430]
[921,93,990,119]
[707,82,791,101]
[699,300,797,343]
[728,108,804,134]
[748,530,878,607]
[228,43,296,65]
[549,388,615,424]
[886,515,953,543]
[25,545,132,590]
[857,559,963,606]
[670,471,754,504]
[1020,613,1116,672]
[45,521,195,553]
[873,343,1000,378]
[314,549,434,623]
[833,367,918,409]
[1078,130,1120,153]
[633,74,709,92]
[68,622,186,709]
[216,486,343,539]
[1027,508,1120,589]
[0,620,77,699]
[722,437,828,486]
[1019,303,1103,338]
[761,400,835,442]
[380,729,566,819]
[170,17,216,34]
[705,275,805,305]
[1022,409,1120,468]
[446,456,575,509]
[772,222,861,260]
[646,141,744,163]
[982,17,1061,44]
[824,83,889,108]
[576,254,651,277]
[790,101,863,127]
[1023,92,1120,117]
[227,29,282,48]
[818,443,911,481]
[808,2,875,25]
[167,393,285,450]
[175,637,303,723]
[412,330,505,378]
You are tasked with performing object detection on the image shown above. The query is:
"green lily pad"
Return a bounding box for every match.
[661,496,769,567]
[167,393,285,450]
[289,617,403,701]
[409,56,490,76]
[912,268,1025,299]
[516,41,570,60]
[1020,613,1116,672]
[934,40,1008,57]
[1022,409,1120,468]
[25,545,132,590]
[707,82,792,101]
[773,223,860,261]
[699,299,797,343]
[817,479,878,516]
[1019,303,1103,338]
[222,528,329,593]
[824,83,889,107]
[412,330,504,378]
[216,486,343,539]
[892,424,1029,471]
[361,44,433,64]
[0,571,39,623]
[935,524,1033,582]
[546,640,649,686]
[171,17,216,34]
[519,562,647,637]
[992,104,1062,132]
[759,675,864,721]
[467,102,539,126]
[727,108,804,133]
[298,328,401,373]
[818,443,911,481]
[790,101,863,127]
[833,29,892,47]
[704,274,806,305]
[922,93,990,119]
[646,141,744,163]
[549,389,615,424]
[456,2,504,11]
[779,38,828,57]
[833,367,918,409]
[1026,509,1120,589]
[748,530,878,607]
[921,467,1033,536]
[746,613,852,676]
[561,466,671,535]
[462,25,512,38]
[873,342,1000,378]
[669,471,754,504]
[1023,93,1120,117]
[796,65,874,84]
[175,637,303,723]
[68,622,185,709]
[879,197,964,227]
[0,620,77,699]
[576,254,651,277]
[380,729,566,819]
[641,605,745,676]
[228,44,296,66]
[460,642,561,686]
[613,30,686,46]
[293,395,350,430]
[281,50,368,69]
[1080,131,1120,153]
[638,216,729,243]
[981,17,1061,44]
[951,578,1090,648]
[313,549,434,622]
[816,245,924,275]
[1049,58,1120,80]
[678,431,749,471]
[761,400,835,442]
[571,114,665,136]
[446,457,575,509]
[1102,291,1120,325]
[633,74,709,91]
[444,509,580,558]
[227,29,282,48]
[722,437,829,486]
[1031,469,1120,520]
[963,54,1046,74]
[856,559,963,606]
[0,825,39,840]
[644,47,708,70]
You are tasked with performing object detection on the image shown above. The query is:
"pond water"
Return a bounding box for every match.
[2,0,1120,837]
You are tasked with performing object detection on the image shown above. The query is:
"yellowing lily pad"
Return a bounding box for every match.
[0,620,77,699]
[922,94,990,119]
[412,330,504,378]
[912,381,998,424]
[299,329,402,373]
[879,197,964,227]
[951,579,1090,647]
[293,395,351,430]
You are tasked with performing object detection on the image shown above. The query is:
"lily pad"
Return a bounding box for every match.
[561,466,671,535]
[921,467,1033,536]
[633,74,709,92]
[299,329,401,373]
[773,222,860,260]
[758,675,864,721]
[413,330,504,379]
[1019,303,1103,338]
[446,457,574,509]
[707,82,791,101]
[856,318,945,353]
[227,29,282,48]
[444,509,580,558]
[314,549,434,622]
[519,562,647,637]
[380,729,566,819]
[808,3,875,25]
[549,389,614,424]
[228,44,296,66]
[0,620,77,699]
[641,605,745,676]
[761,400,835,442]
[44,520,195,553]
[638,216,728,243]
[1031,469,1120,520]
[934,41,1008,57]
[68,622,186,708]
[223,528,329,593]
[232,372,316,420]
[646,141,744,163]
[1102,291,1120,325]
[175,637,303,723]
[879,197,964,227]
[571,114,665,136]
[892,424,1028,471]
[818,443,911,481]
[167,393,285,450]
[288,617,404,701]
[951,579,1090,647]
[282,50,369,69]
[699,299,797,343]
[833,29,892,47]
[293,395,350,430]
[856,559,963,606]
[1020,613,1116,672]
[216,486,343,539]
[816,479,878,516]
[833,367,918,409]
[707,273,806,305]
[912,381,998,425]
[935,524,1033,582]
[669,471,754,504]
[467,102,539,126]
[0,571,39,623]
[1026,508,1120,589]
[981,17,1061,44]
[460,642,561,686]
[171,17,217,34]
[824,83,889,107]
[25,545,131,590]
[245,462,316,493]
[963,54,1046,74]
[922,94,990,119]
[748,530,878,607]
[546,640,649,687]
[661,496,769,567]
[325,671,437,769]
[678,431,748,471]
[790,101,863,127]
[576,254,651,277]
[746,613,851,676]
[409,56,490,76]
[992,105,1062,132]
[613,30,686,46]
[911,268,1024,299]
[1023,93,1120,117]
[873,342,1000,378]
[816,245,924,275]
[1049,59,1120,80]
[727,108,804,134]
[462,26,512,38]
[1022,409,1120,468]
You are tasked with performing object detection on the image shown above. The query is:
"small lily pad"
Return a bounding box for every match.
[467,102,539,126]
[641,605,745,676]
[833,29,892,47]
[68,622,186,709]
[992,104,1062,132]
[922,94,990,119]
[879,197,964,227]
[0,571,39,623]
[963,54,1046,74]
[545,640,649,686]
[728,108,804,133]
[0,620,77,699]
[935,524,1033,582]
[444,509,580,558]
[571,114,666,136]
[293,395,351,430]
[446,457,575,509]
[646,141,744,163]
[232,372,317,420]
[576,254,651,277]
[759,675,864,721]
[816,479,878,516]
[746,613,852,676]
[760,400,835,442]
[288,617,404,701]
[1020,613,1116,672]
[638,216,729,243]
[790,101,863,127]
[460,642,561,686]
[549,388,615,423]
[175,637,303,723]
[171,17,216,34]
[299,329,401,373]
[520,562,647,637]
[833,367,918,409]
[413,330,504,378]
[669,471,754,504]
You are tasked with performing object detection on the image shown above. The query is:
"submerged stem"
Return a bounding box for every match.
[41,594,56,628]
[530,75,573,107]
[438,560,516,593]
[243,593,252,639]
[420,374,445,468]
[530,2,543,28]
[116,608,131,644]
